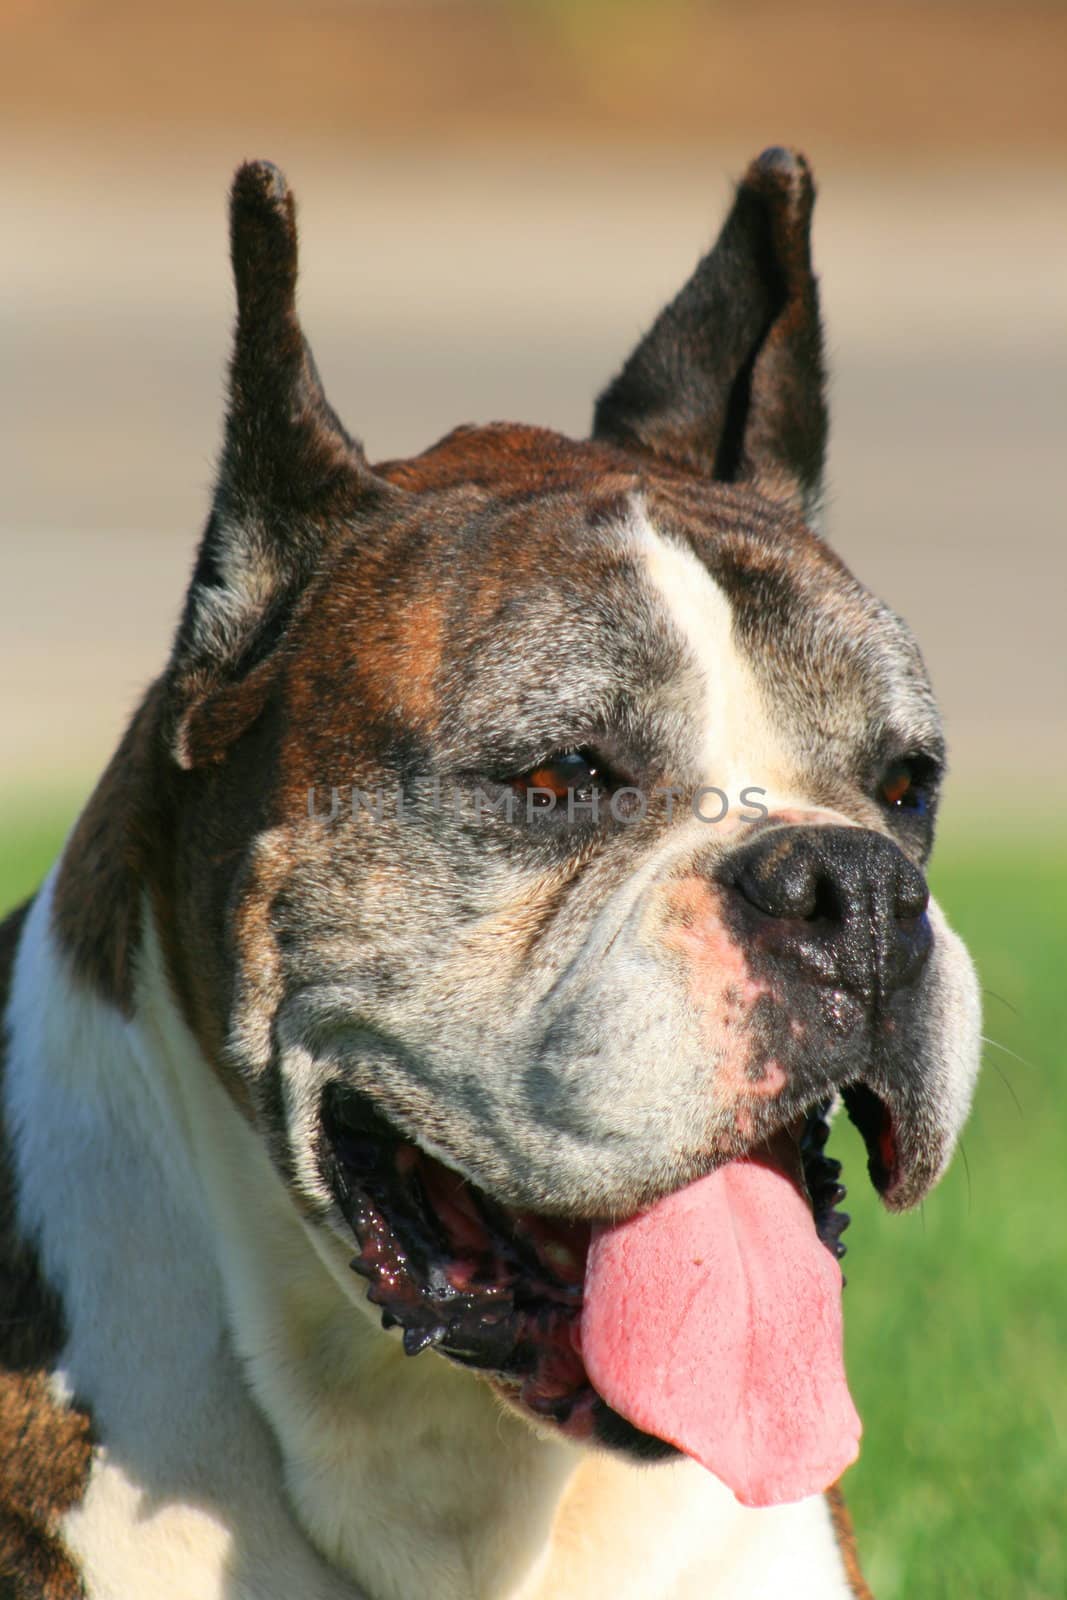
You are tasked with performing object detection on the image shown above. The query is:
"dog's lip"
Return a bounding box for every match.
[727,1075,902,1210]
[319,1083,591,1375]
[320,1069,904,1216]
[841,1080,897,1192]
[846,1074,949,1213]
[321,1084,406,1145]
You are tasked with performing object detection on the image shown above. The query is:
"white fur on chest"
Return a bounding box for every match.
[3,876,855,1600]
[5,876,364,1599]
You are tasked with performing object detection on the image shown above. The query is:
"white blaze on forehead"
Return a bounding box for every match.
[627,501,801,808]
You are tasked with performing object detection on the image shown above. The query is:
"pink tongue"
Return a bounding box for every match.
[581,1156,861,1507]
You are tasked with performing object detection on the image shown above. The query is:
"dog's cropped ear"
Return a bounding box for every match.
[168,161,396,767]
[593,147,827,520]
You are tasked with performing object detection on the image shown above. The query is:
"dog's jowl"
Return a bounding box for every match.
[0,151,980,1599]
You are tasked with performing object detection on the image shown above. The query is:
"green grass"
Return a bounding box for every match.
[1,803,1064,1597]
[0,797,83,913]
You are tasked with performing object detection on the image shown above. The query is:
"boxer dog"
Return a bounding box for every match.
[0,149,980,1598]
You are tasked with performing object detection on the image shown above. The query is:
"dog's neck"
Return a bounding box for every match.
[5,869,854,1600]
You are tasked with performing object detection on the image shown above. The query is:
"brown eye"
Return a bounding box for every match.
[878,756,937,817]
[510,750,604,807]
[881,764,913,808]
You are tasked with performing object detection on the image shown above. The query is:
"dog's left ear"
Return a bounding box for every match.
[167,161,397,767]
[593,147,827,520]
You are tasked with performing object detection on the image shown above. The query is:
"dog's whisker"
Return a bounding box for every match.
[980,1034,1037,1072]
[987,1059,1025,1117]
[957,1138,973,1211]
[980,985,1022,1018]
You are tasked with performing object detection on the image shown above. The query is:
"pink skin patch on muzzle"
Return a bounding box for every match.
[661,876,785,1102]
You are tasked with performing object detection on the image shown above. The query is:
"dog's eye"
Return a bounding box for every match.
[508,749,613,808]
[879,757,937,817]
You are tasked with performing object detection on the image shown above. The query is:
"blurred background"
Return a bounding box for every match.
[1,3,1064,1595]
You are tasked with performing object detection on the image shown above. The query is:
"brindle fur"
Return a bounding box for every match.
[0,905,93,1599]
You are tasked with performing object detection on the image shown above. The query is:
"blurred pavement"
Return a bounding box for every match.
[2,145,1065,828]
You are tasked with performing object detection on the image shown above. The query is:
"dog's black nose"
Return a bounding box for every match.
[720,825,931,998]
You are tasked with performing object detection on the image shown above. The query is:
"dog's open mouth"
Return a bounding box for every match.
[321,1083,896,1506]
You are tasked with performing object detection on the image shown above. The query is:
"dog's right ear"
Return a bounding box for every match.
[593,147,827,520]
[167,161,396,768]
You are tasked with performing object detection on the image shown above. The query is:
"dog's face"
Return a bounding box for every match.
[156,152,979,1455]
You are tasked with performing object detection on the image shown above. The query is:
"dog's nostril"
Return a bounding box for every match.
[733,853,843,924]
[807,870,843,924]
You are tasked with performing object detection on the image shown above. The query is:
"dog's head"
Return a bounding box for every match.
[153,152,979,1487]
